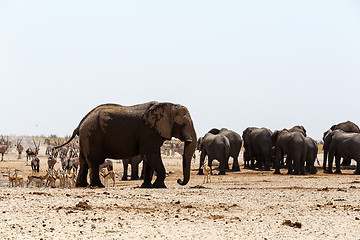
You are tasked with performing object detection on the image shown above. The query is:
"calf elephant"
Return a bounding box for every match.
[54,101,197,188]
[122,155,144,180]
[208,128,242,171]
[304,137,318,174]
[242,127,273,170]
[323,130,360,174]
[272,129,307,175]
[197,133,230,175]
[323,121,360,169]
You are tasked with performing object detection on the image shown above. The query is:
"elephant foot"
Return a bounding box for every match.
[218,171,226,175]
[90,182,105,188]
[232,166,240,172]
[334,170,342,174]
[354,170,360,175]
[131,176,140,180]
[140,182,153,188]
[121,177,128,181]
[152,181,167,188]
[197,169,204,175]
[264,167,271,171]
[324,170,333,174]
[75,180,89,187]
[273,170,281,174]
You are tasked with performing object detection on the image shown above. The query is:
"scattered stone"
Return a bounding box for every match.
[76,201,92,210]
[355,217,359,220]
[282,220,302,228]
[91,223,96,229]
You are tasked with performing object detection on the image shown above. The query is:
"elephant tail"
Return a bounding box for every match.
[54,126,80,149]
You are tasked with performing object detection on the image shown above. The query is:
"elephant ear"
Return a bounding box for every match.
[144,102,173,139]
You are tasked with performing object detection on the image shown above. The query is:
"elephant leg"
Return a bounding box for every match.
[286,157,293,174]
[131,160,140,180]
[148,152,167,188]
[243,150,249,168]
[273,150,282,174]
[224,157,230,170]
[250,156,255,169]
[208,159,213,175]
[218,158,226,175]
[323,151,328,171]
[326,153,334,174]
[89,162,104,188]
[197,151,206,175]
[141,161,154,188]
[341,158,351,166]
[76,152,89,187]
[355,160,360,175]
[335,156,342,174]
[122,159,129,181]
[231,155,240,171]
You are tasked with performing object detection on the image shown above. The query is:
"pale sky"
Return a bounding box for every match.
[1,1,360,140]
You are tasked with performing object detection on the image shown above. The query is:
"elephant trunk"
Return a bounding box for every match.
[177,137,196,186]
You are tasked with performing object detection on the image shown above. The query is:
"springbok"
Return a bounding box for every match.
[14,169,24,187]
[26,172,49,187]
[100,169,115,187]
[7,169,16,187]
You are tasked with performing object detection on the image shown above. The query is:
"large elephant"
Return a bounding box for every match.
[272,129,307,175]
[55,101,197,188]
[242,127,273,170]
[324,129,360,174]
[207,128,242,171]
[122,155,144,180]
[197,132,230,175]
[323,121,360,170]
[289,125,318,174]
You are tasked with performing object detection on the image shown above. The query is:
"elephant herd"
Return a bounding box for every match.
[54,101,360,188]
[198,121,360,177]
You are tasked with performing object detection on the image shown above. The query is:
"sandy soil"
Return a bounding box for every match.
[0,151,360,240]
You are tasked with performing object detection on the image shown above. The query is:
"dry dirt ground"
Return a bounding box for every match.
[0,151,360,240]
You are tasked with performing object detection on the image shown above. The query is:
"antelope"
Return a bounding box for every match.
[7,169,16,187]
[203,158,211,183]
[47,155,56,169]
[203,165,211,183]
[31,157,40,173]
[0,137,10,161]
[26,139,40,164]
[26,172,49,187]
[15,138,24,159]
[55,169,66,187]
[65,170,76,187]
[65,157,79,173]
[100,169,115,187]
[45,170,56,187]
[14,169,24,187]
